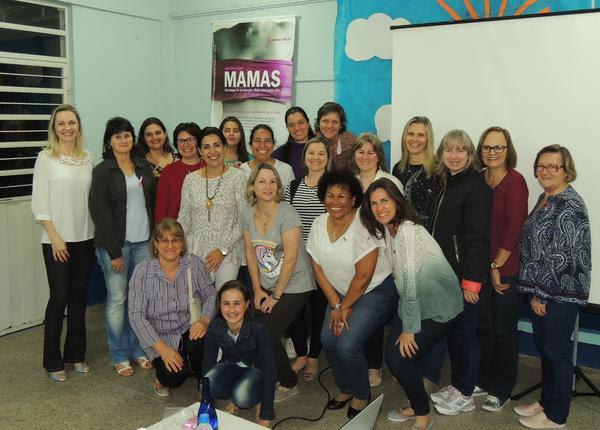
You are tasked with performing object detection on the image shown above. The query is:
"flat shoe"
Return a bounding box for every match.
[153,379,170,397]
[136,356,153,370]
[327,396,353,410]
[73,362,90,373]
[347,397,370,419]
[49,370,67,382]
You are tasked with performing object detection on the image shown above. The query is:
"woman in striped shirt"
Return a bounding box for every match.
[284,136,330,381]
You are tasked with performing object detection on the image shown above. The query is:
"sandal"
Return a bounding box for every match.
[73,362,91,373]
[153,379,171,397]
[303,358,319,382]
[136,356,153,370]
[49,370,67,382]
[115,361,134,377]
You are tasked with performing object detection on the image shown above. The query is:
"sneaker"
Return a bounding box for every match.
[519,411,565,429]
[472,385,488,397]
[482,395,508,412]
[434,390,475,416]
[430,384,457,404]
[387,407,416,423]
[423,378,439,395]
[514,401,544,417]
[285,338,297,359]
[274,384,299,402]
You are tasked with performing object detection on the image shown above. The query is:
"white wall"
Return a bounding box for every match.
[170,0,336,129]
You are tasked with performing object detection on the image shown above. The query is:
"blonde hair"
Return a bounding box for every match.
[246,162,284,206]
[46,104,86,158]
[352,132,387,174]
[435,129,478,182]
[397,116,436,178]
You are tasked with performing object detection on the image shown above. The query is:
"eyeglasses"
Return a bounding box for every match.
[535,164,564,173]
[155,237,183,246]
[177,137,197,145]
[481,145,507,153]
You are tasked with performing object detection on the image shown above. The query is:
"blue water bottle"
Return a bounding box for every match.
[197,377,218,430]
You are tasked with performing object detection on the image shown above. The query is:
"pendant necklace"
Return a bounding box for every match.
[205,165,225,222]
[330,212,353,242]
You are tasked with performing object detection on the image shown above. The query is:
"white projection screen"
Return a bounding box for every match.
[391,10,600,307]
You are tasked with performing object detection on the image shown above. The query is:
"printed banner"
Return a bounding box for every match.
[211,17,296,148]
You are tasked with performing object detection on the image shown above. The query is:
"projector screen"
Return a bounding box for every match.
[391,10,599,306]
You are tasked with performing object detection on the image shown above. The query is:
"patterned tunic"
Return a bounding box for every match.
[518,186,591,305]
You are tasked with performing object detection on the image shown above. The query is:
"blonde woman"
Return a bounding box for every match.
[32,105,95,382]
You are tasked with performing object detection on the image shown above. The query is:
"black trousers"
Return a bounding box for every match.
[289,288,328,358]
[478,275,522,400]
[261,290,311,388]
[42,240,94,372]
[152,331,204,388]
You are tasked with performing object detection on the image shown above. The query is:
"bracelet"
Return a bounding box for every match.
[271,293,281,301]
[330,303,342,311]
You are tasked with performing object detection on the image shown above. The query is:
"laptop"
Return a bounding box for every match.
[339,394,384,430]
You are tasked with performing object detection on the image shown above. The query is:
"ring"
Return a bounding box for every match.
[339,322,344,327]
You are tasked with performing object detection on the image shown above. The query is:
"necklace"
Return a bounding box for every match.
[254,206,275,231]
[330,211,353,242]
[205,165,225,221]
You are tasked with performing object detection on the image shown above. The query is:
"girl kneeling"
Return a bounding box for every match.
[202,281,277,428]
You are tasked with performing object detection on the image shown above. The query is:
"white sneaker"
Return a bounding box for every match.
[472,385,488,397]
[481,395,509,412]
[434,390,475,416]
[284,338,297,359]
[430,384,457,404]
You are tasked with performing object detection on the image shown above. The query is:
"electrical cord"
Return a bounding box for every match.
[271,366,333,429]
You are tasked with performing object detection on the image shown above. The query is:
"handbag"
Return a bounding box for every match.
[187,267,202,323]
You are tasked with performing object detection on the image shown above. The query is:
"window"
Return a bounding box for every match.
[0,0,69,200]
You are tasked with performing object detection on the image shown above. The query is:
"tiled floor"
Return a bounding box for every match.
[2,304,600,429]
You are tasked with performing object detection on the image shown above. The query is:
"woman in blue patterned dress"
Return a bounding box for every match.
[514,145,591,429]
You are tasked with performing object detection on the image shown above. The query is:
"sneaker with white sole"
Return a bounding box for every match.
[274,384,299,402]
[386,408,416,423]
[481,395,508,412]
[472,385,488,397]
[430,384,457,404]
[434,390,475,416]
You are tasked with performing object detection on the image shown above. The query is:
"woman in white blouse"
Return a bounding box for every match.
[178,127,247,289]
[354,132,404,193]
[360,178,463,429]
[240,124,294,188]
[31,105,95,382]
[306,170,398,419]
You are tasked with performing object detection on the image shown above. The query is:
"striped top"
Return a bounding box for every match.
[128,255,217,361]
[284,178,326,244]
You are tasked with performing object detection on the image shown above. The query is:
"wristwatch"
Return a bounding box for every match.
[490,261,501,270]
[220,248,229,257]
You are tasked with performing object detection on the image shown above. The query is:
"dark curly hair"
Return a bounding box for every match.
[317,169,363,208]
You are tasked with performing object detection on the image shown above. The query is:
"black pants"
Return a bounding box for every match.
[42,240,94,372]
[478,275,522,400]
[261,290,311,388]
[289,288,327,358]
[385,316,451,415]
[365,326,384,369]
[152,331,204,388]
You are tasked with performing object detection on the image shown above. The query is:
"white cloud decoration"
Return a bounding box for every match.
[345,13,411,61]
[375,104,392,142]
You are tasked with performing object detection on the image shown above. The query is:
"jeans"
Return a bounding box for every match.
[448,299,481,397]
[289,288,327,358]
[321,275,398,400]
[385,316,451,416]
[205,363,263,409]
[152,331,204,388]
[261,290,311,388]
[532,301,579,425]
[478,275,522,400]
[42,240,95,372]
[96,241,149,364]
[417,337,446,385]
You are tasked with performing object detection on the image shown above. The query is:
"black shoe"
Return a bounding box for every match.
[347,398,370,419]
[327,396,353,410]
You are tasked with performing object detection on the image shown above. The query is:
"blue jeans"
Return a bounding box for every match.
[532,301,579,425]
[96,241,149,364]
[321,275,398,400]
[205,363,262,409]
[448,299,481,396]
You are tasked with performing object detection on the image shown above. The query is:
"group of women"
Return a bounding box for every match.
[32,102,590,430]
